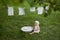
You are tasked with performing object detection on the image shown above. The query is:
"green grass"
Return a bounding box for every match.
[0,7,60,40]
[0,2,60,40]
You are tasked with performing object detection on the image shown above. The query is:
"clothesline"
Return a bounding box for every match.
[8,6,49,16]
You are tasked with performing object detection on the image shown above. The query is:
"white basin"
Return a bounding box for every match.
[21,26,33,32]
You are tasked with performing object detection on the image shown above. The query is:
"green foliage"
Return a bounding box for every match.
[23,1,30,9]
[56,0,60,5]
[0,0,8,8]
[43,0,60,11]
[19,0,24,3]
[12,0,20,6]
[27,0,35,6]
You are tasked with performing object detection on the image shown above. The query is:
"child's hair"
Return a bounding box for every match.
[35,21,39,25]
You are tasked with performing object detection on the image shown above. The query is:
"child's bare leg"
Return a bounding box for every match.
[30,32,35,35]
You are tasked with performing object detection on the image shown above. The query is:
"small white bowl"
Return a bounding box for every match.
[21,26,33,32]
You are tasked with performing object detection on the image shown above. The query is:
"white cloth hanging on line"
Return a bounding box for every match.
[8,7,14,16]
[19,7,25,15]
[30,7,35,12]
[37,6,44,14]
[45,6,49,13]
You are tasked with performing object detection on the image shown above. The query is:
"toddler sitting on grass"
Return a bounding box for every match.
[30,21,40,34]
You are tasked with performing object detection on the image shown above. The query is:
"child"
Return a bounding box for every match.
[30,21,40,34]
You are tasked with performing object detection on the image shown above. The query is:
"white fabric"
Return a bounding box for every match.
[21,26,33,32]
[8,7,14,16]
[30,7,35,12]
[37,7,44,14]
[19,8,25,15]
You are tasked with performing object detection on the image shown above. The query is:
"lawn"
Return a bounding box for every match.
[0,1,60,40]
